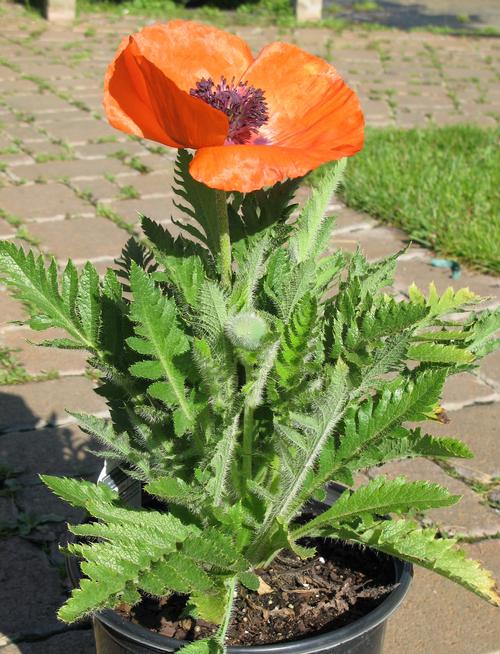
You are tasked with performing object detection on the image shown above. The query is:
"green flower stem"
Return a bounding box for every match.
[215,190,232,288]
[242,403,254,489]
[216,576,238,646]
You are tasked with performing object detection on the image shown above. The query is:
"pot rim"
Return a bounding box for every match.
[67,546,412,654]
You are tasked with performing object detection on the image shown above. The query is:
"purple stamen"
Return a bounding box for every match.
[190,77,269,145]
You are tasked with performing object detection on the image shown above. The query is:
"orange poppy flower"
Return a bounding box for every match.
[104,20,364,193]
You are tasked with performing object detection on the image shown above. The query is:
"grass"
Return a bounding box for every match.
[310,125,500,274]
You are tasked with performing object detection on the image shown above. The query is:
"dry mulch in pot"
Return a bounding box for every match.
[116,539,396,646]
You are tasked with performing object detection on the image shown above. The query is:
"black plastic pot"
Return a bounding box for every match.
[66,481,412,654]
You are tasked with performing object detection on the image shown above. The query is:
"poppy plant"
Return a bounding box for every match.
[104,20,364,192]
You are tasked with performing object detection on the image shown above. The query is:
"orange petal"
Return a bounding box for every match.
[104,36,229,149]
[127,20,253,92]
[244,42,364,155]
[190,144,347,193]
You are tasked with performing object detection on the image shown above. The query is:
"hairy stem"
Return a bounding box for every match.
[215,190,232,289]
[242,399,254,490]
[249,379,349,565]
[216,576,238,646]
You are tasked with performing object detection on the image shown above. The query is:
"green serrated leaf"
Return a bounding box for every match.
[407,342,475,364]
[0,242,97,349]
[179,638,221,654]
[141,216,207,306]
[128,263,194,425]
[41,475,117,508]
[290,159,346,264]
[238,571,260,591]
[330,519,500,606]
[296,476,459,536]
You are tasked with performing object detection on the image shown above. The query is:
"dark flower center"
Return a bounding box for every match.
[190,77,269,145]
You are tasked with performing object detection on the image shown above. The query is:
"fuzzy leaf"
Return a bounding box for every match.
[465,308,500,358]
[180,639,221,654]
[330,519,500,606]
[238,571,260,591]
[77,262,101,344]
[290,159,346,264]
[146,477,194,504]
[409,283,480,318]
[262,359,349,531]
[407,342,475,364]
[297,476,459,535]
[127,263,194,426]
[41,475,117,508]
[210,413,240,505]
[273,293,318,394]
[141,216,207,306]
[335,369,447,472]
[0,242,98,349]
[230,234,271,312]
[172,150,220,257]
[228,178,299,245]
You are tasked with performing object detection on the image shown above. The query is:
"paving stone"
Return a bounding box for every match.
[74,97,106,113]
[72,176,119,201]
[0,423,101,478]
[420,404,500,479]
[106,195,178,225]
[441,372,498,411]
[331,225,408,261]
[488,488,500,509]
[119,170,175,197]
[7,93,77,115]
[11,156,130,182]
[0,376,107,432]
[331,207,378,234]
[393,256,500,298]
[23,143,72,162]
[27,215,129,261]
[361,100,392,119]
[43,117,115,144]
[0,327,88,375]
[479,350,500,390]
[0,151,34,167]
[385,539,500,654]
[0,496,18,531]
[1,629,95,653]
[0,79,39,93]
[0,65,16,81]
[368,459,500,537]
[17,62,77,79]
[0,124,45,143]
[74,140,148,159]
[0,537,65,640]
[0,290,27,325]
[0,218,16,239]
[136,152,174,172]
[0,134,14,150]
[15,480,85,530]
[0,183,92,221]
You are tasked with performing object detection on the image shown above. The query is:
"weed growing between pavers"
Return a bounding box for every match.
[0,346,31,385]
[96,202,136,233]
[310,125,500,274]
[118,184,140,200]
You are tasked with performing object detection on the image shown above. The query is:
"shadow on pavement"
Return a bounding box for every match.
[0,391,98,652]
